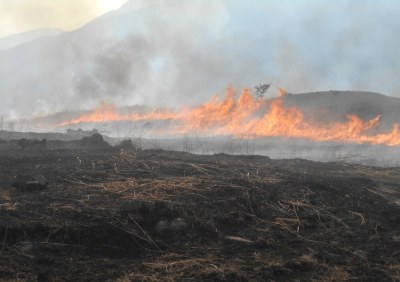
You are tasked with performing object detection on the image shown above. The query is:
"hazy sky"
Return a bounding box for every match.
[0,0,128,38]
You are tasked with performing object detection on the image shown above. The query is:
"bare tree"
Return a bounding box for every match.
[254,83,270,100]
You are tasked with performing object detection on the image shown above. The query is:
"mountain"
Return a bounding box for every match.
[0,28,63,50]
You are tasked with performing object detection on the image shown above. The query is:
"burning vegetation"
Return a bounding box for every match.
[59,87,400,146]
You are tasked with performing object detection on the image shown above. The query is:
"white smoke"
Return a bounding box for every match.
[0,0,399,119]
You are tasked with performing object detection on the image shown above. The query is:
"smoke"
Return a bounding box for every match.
[0,0,400,119]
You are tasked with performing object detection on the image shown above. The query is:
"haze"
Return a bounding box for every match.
[0,0,399,119]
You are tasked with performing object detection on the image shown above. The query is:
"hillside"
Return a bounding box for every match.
[283,91,400,128]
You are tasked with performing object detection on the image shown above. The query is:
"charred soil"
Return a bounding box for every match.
[0,146,399,281]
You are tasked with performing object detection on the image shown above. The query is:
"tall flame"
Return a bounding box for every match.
[59,87,400,146]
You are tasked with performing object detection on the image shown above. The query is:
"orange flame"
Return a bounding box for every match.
[58,87,400,146]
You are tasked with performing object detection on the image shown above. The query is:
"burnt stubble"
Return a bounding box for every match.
[0,141,399,281]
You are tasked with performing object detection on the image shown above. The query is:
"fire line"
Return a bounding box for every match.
[58,88,400,146]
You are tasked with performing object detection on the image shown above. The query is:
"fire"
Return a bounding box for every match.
[59,87,400,146]
[59,101,179,125]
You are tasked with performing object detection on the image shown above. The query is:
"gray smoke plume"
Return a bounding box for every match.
[0,0,399,120]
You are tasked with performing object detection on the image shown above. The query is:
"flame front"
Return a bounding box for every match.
[59,87,400,146]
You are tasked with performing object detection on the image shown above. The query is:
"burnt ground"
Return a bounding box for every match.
[0,146,399,281]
